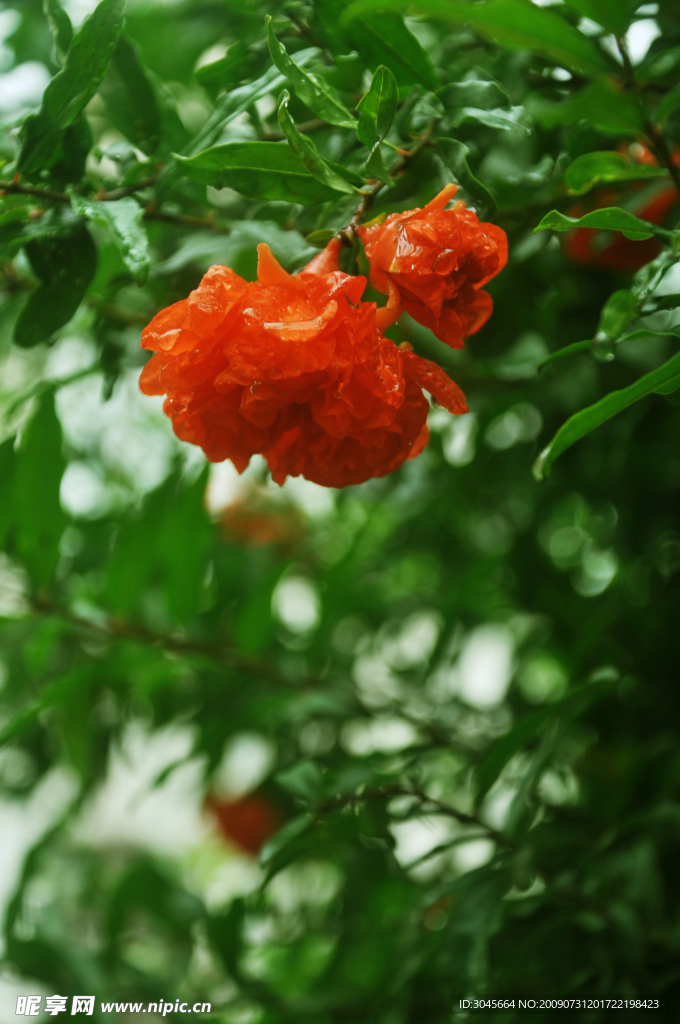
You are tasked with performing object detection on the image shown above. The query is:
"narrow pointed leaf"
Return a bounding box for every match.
[98,36,161,154]
[277,91,359,195]
[14,394,66,588]
[266,17,356,128]
[13,223,96,348]
[18,0,125,175]
[357,65,398,147]
[565,151,669,195]
[344,0,610,78]
[43,0,73,64]
[175,142,339,205]
[436,137,496,215]
[71,195,150,284]
[534,350,680,479]
[535,207,663,241]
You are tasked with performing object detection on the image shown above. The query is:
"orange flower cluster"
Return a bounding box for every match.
[358,183,508,349]
[140,186,504,488]
[565,144,680,272]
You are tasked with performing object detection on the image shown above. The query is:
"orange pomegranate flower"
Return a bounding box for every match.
[357,183,508,349]
[139,239,467,488]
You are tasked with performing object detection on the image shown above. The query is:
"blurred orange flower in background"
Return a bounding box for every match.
[564,143,680,273]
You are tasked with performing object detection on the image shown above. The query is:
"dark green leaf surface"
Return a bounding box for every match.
[175,141,340,204]
[344,0,610,78]
[561,0,638,36]
[357,65,398,147]
[0,437,16,551]
[18,0,125,175]
[535,350,680,478]
[436,137,497,215]
[13,394,65,588]
[565,151,669,195]
[267,18,356,129]
[535,207,661,241]
[71,196,150,284]
[43,0,73,64]
[13,223,96,347]
[321,0,439,89]
[277,91,359,195]
[438,79,511,111]
[98,36,161,154]
[538,81,645,135]
[597,290,639,340]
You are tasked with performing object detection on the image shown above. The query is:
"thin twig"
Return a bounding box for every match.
[614,36,680,193]
[317,783,513,847]
[0,175,158,205]
[32,598,295,687]
[338,118,438,246]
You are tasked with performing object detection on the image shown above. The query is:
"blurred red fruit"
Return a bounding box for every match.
[564,144,679,273]
[207,794,280,855]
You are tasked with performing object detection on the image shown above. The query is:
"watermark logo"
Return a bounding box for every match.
[16,997,212,1017]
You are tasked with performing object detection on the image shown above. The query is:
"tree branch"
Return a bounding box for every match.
[317,783,513,847]
[338,118,438,246]
[0,175,158,205]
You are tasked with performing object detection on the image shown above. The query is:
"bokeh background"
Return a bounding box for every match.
[1,1,680,1021]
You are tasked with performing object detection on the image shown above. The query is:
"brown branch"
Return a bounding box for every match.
[32,598,294,687]
[0,175,158,205]
[142,208,228,231]
[614,36,680,194]
[643,119,680,193]
[338,118,438,246]
[317,783,513,847]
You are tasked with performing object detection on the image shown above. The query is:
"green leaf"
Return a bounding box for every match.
[14,394,65,589]
[98,36,162,154]
[195,42,252,91]
[534,349,680,479]
[13,223,97,348]
[598,289,639,340]
[475,679,617,803]
[357,65,398,147]
[43,0,73,64]
[320,0,439,90]
[0,437,16,551]
[259,813,315,869]
[175,142,340,205]
[438,79,511,111]
[158,51,317,196]
[105,470,212,622]
[537,82,645,136]
[561,0,638,36]
[306,228,336,248]
[436,137,497,216]
[266,17,356,129]
[275,760,323,801]
[18,0,125,176]
[344,0,610,78]
[655,83,680,127]
[71,195,150,284]
[565,151,669,195]
[277,91,359,195]
[534,207,661,241]
[365,141,393,183]
[448,105,530,134]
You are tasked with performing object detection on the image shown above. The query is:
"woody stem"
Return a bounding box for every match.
[338,118,438,246]
[614,36,680,194]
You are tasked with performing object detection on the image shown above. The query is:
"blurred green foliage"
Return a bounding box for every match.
[1,1,680,1022]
